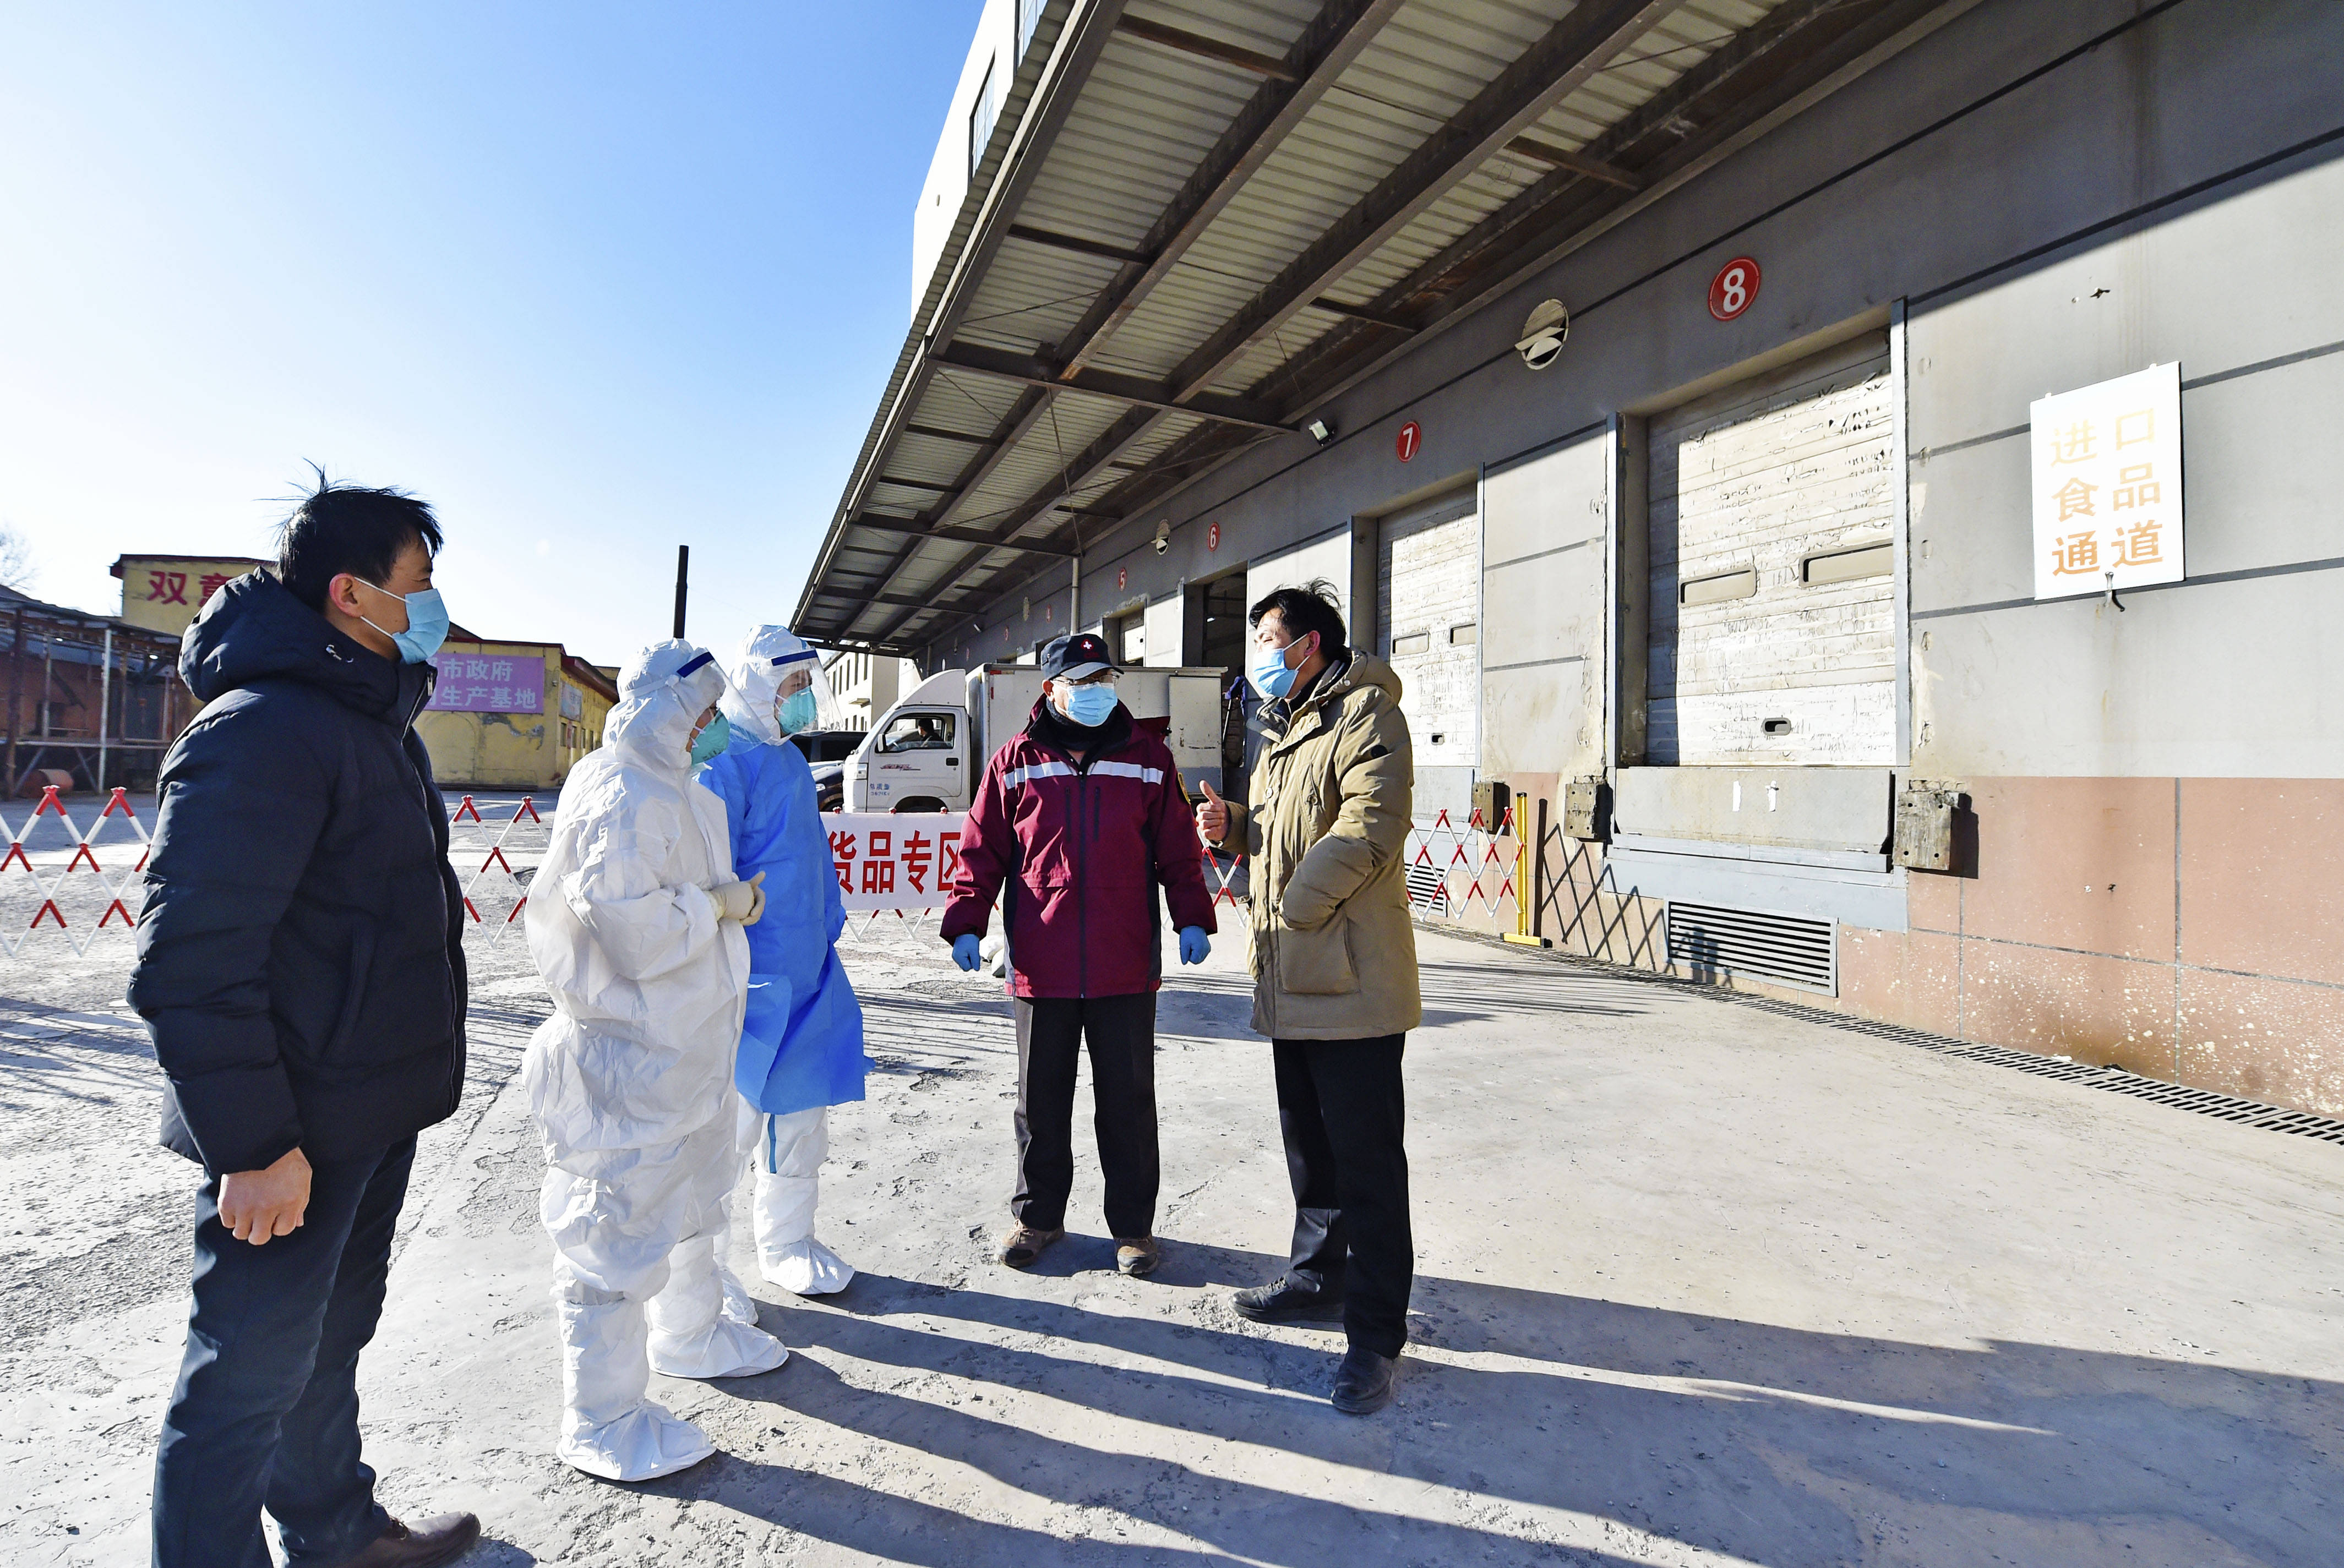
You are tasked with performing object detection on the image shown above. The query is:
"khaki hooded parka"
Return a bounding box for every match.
[1217,651,1420,1040]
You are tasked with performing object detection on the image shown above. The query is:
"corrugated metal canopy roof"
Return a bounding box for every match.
[796,0,1967,657]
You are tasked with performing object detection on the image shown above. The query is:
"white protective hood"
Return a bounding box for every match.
[718,625,838,746]
[607,638,729,771]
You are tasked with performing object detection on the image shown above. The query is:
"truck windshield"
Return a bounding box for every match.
[877,712,956,752]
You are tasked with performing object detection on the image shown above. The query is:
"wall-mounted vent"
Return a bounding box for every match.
[1666,902,1835,993]
[1391,631,1432,655]
[1680,567,1757,606]
[1802,540,1895,585]
[1405,861,1451,915]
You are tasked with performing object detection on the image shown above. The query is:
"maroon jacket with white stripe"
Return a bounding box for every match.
[942,698,1217,999]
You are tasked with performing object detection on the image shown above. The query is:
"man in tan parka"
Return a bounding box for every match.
[1196,580,1420,1416]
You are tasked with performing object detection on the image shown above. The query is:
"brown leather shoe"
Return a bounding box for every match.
[329,1513,482,1568]
[998,1225,1063,1268]
[1115,1237,1161,1277]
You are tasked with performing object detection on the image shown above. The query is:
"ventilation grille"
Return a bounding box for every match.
[1405,862,1451,915]
[1666,902,1835,993]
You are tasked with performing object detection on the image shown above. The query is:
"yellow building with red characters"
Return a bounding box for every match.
[112,555,615,793]
[112,554,271,637]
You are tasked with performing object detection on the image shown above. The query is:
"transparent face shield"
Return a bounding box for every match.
[773,654,842,735]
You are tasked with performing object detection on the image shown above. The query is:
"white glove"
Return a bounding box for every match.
[712,871,767,926]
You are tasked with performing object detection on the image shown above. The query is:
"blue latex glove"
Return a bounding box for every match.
[951,933,983,973]
[1178,926,1211,965]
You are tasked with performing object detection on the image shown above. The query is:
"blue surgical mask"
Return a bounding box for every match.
[777,687,817,734]
[357,580,451,665]
[688,711,732,766]
[1060,682,1118,727]
[1247,636,1307,700]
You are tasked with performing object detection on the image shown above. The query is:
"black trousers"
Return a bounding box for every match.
[153,1137,415,1568]
[1274,1034,1413,1358]
[1013,992,1160,1239]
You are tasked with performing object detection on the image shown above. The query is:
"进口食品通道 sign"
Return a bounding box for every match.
[2030,363,2184,601]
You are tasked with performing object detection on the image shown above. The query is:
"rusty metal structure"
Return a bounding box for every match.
[0,585,188,796]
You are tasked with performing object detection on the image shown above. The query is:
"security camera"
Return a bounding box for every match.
[1152,520,1170,556]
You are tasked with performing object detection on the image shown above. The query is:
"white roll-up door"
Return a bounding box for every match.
[1378,484,1480,817]
[1647,332,1896,766]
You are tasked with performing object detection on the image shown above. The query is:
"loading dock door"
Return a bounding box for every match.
[1378,485,1480,819]
[1647,333,1896,766]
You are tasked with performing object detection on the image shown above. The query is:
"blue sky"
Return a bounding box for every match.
[0,3,972,666]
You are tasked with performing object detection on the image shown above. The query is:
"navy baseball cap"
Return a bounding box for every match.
[1039,632,1116,681]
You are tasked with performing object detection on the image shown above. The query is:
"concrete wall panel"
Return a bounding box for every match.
[2178,968,2344,1116]
[1912,571,2344,778]
[2178,778,2344,986]
[1957,777,2176,962]
[1956,942,2176,1079]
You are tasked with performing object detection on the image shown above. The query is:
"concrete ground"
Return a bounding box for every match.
[4,902,2341,1566]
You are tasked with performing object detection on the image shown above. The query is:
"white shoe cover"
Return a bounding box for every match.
[754,1108,852,1293]
[648,1315,790,1379]
[717,1257,760,1326]
[557,1398,717,1482]
[760,1235,855,1296]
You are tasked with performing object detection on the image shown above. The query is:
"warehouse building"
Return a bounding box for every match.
[793,0,2344,1113]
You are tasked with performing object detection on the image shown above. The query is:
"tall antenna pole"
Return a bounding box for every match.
[672,545,690,640]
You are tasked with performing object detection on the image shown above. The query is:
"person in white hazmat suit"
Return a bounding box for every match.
[523,639,789,1483]
[699,626,869,1296]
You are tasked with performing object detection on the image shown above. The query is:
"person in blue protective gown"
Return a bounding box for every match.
[698,625,869,1296]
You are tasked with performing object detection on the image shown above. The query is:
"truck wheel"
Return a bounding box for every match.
[892,797,946,814]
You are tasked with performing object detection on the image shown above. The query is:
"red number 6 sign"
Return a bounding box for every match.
[1708,256,1760,321]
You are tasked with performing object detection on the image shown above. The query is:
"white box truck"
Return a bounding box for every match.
[844,663,1227,813]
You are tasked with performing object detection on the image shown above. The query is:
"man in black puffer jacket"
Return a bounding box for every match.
[132,479,482,1568]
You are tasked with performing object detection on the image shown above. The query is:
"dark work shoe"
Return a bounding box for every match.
[1330,1347,1399,1416]
[1232,1275,1345,1326]
[999,1225,1064,1269]
[329,1512,482,1568]
[1115,1236,1161,1277]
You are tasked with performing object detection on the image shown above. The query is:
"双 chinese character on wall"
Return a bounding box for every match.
[2030,363,2184,601]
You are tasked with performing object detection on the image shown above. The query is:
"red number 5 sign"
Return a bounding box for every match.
[1708,256,1760,321]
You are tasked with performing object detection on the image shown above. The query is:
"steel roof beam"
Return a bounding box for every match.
[832,385,1062,640]
[1165,0,1682,403]
[903,422,1001,446]
[1006,223,1152,267]
[933,342,1290,431]
[924,386,1059,529]
[1503,136,1643,190]
[1114,16,1300,81]
[1258,0,1950,418]
[864,407,1168,647]
[797,0,1126,635]
[844,516,1082,558]
[1054,0,1407,380]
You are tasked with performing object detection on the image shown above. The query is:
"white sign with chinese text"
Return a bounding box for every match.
[820,811,968,911]
[2030,363,2184,600]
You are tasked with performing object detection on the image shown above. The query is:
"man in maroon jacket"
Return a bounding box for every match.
[943,632,1217,1277]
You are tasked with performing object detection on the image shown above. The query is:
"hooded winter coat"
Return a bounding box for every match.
[128,571,467,1177]
[1214,652,1420,1040]
[942,698,1215,998]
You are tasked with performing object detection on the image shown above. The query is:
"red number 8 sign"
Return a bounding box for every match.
[1708,256,1760,321]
